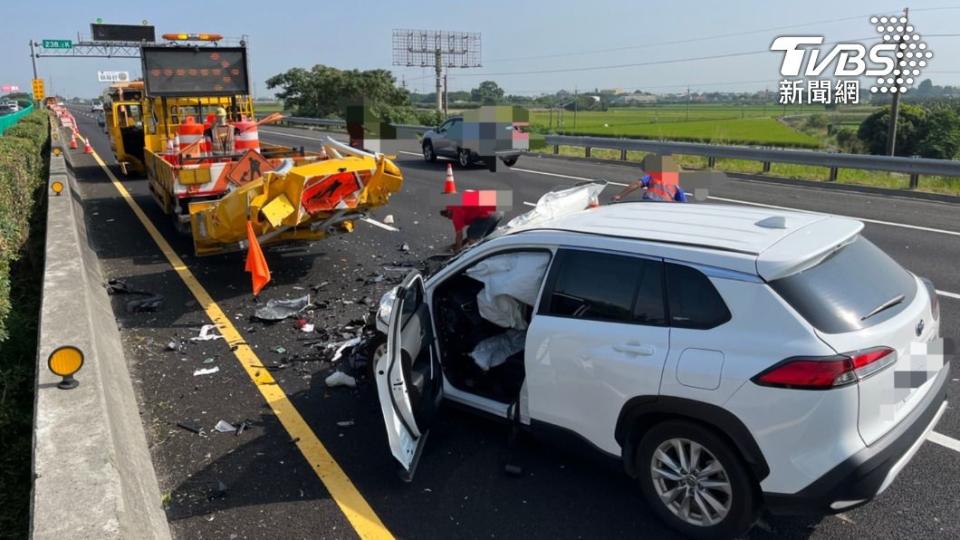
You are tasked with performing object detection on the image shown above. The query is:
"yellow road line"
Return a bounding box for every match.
[86,148,394,540]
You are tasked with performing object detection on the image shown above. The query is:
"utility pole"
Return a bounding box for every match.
[574,87,578,130]
[886,7,909,156]
[686,86,690,121]
[443,72,448,117]
[434,49,443,115]
[29,40,38,79]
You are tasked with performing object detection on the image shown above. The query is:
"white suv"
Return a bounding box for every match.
[374,186,948,539]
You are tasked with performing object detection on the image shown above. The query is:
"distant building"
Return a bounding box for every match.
[618,93,657,104]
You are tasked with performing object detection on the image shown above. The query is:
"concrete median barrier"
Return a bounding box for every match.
[31,121,171,539]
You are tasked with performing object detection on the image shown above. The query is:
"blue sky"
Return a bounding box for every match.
[3,0,958,98]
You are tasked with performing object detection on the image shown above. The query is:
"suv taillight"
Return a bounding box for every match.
[753,347,895,390]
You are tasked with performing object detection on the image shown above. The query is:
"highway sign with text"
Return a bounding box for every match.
[41,39,73,49]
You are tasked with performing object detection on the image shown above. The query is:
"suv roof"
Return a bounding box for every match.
[521,202,864,280]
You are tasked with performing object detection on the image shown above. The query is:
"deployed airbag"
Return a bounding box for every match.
[470,329,526,371]
[465,252,550,330]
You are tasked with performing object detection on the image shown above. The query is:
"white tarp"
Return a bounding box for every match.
[465,252,550,330]
[470,329,526,371]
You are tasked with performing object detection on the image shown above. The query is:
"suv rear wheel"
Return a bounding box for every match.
[457,148,472,168]
[422,141,437,162]
[636,420,757,539]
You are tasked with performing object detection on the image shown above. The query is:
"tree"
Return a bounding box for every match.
[917,105,960,159]
[857,104,928,156]
[266,65,413,122]
[470,81,504,105]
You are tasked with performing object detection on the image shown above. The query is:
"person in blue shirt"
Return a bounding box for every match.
[612,154,687,202]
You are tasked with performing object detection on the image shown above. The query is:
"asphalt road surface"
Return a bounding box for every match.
[66,106,960,539]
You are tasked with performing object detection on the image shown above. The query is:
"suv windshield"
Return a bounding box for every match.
[769,236,917,334]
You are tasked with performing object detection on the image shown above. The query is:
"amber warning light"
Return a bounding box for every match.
[162,33,223,42]
[48,345,84,389]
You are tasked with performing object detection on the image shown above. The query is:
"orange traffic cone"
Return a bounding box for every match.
[442,163,457,194]
[69,133,78,150]
[83,137,93,154]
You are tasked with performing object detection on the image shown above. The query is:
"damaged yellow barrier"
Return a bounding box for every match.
[189,138,403,256]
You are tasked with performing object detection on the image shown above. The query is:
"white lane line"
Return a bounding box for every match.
[928,431,960,453]
[398,151,420,157]
[361,217,399,232]
[260,129,340,142]
[708,195,960,238]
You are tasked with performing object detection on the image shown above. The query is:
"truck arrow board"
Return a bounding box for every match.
[41,39,73,49]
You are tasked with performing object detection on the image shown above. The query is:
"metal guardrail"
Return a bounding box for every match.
[275,115,960,188]
[544,135,960,187]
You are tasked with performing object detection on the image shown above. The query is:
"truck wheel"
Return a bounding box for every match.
[501,156,519,167]
[635,420,758,539]
[422,141,437,162]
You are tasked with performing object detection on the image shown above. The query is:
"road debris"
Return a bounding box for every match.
[176,421,203,435]
[324,370,357,388]
[329,337,362,364]
[193,366,220,376]
[166,340,179,351]
[191,324,224,341]
[399,243,410,252]
[254,295,311,321]
[336,420,355,427]
[273,346,287,354]
[383,214,395,225]
[214,420,236,433]
[126,294,164,313]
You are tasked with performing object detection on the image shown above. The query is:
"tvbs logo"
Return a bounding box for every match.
[771,15,932,94]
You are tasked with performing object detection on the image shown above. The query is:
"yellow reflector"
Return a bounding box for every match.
[48,345,84,377]
[260,194,295,227]
[51,180,64,194]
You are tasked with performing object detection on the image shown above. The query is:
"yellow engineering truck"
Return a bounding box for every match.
[104,39,403,256]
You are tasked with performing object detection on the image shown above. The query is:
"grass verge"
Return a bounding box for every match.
[0,110,49,539]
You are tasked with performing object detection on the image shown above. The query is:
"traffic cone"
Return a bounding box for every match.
[83,137,93,154]
[69,132,78,150]
[442,163,457,194]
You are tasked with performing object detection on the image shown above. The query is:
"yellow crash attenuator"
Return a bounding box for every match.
[48,345,84,389]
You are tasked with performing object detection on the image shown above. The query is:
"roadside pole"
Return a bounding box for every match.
[886,7,908,156]
[29,40,38,105]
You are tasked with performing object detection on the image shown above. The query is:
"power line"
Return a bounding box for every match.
[484,7,960,64]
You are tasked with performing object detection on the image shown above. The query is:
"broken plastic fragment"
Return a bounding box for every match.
[191,324,224,341]
[254,295,311,321]
[193,366,220,376]
[324,370,357,388]
[330,337,362,364]
[336,420,355,427]
[273,346,287,354]
[301,323,315,333]
[383,214,395,225]
[214,420,237,433]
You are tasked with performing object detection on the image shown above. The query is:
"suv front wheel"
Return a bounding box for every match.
[422,141,437,162]
[636,420,757,539]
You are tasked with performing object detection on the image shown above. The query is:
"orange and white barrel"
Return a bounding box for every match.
[234,117,260,153]
[177,116,205,157]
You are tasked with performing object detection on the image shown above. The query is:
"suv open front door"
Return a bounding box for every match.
[375,271,443,482]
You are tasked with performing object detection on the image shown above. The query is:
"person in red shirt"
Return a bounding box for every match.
[440,203,502,251]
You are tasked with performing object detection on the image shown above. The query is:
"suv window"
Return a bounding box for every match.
[665,263,731,329]
[540,249,665,325]
[770,235,917,333]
